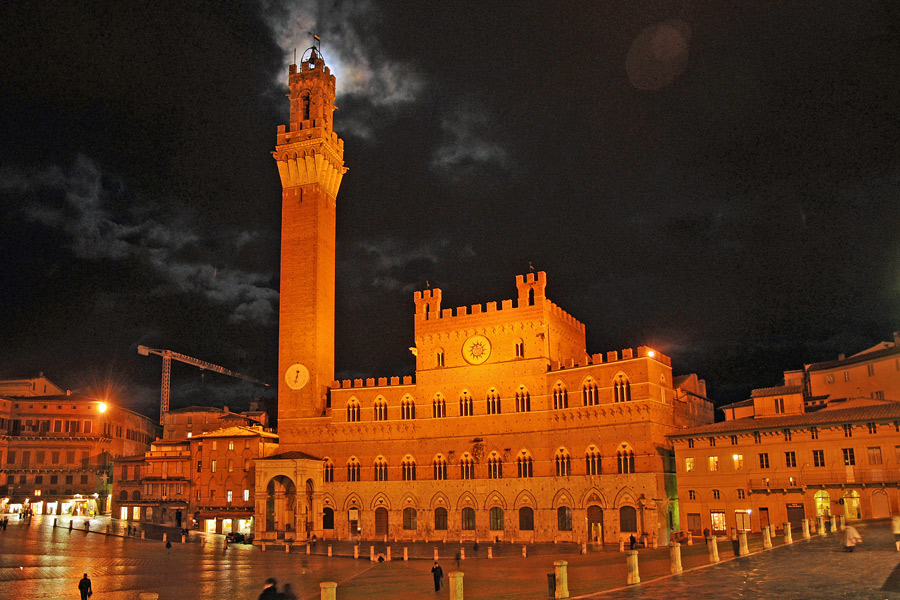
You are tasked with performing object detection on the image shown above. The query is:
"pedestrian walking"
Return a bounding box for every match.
[454,551,461,567]
[224,537,229,551]
[431,561,444,592]
[77,573,93,600]
[258,577,282,599]
[843,525,862,552]
[165,540,172,554]
[282,583,297,600]
[629,534,637,550]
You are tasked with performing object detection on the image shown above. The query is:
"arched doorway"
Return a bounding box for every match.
[323,507,335,530]
[265,476,297,538]
[814,490,831,517]
[871,490,890,518]
[843,490,861,520]
[587,505,604,542]
[619,506,637,533]
[375,507,389,536]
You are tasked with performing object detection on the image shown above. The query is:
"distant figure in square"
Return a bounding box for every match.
[78,573,92,599]
[843,526,862,552]
[165,539,172,554]
[431,561,443,592]
[629,534,637,550]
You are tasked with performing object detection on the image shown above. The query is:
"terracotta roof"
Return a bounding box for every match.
[670,401,900,438]
[260,450,322,461]
[167,406,227,414]
[190,426,277,440]
[807,344,900,372]
[719,398,754,410]
[750,385,804,398]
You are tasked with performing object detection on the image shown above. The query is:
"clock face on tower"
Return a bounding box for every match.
[285,363,310,390]
[462,335,492,365]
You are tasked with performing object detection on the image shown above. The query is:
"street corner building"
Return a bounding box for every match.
[252,47,715,547]
[671,335,900,538]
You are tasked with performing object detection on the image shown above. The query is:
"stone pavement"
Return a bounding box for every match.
[1,516,899,599]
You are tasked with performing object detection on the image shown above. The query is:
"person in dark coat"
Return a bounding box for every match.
[78,573,92,600]
[629,534,637,550]
[431,562,443,592]
[282,583,297,600]
[258,577,282,599]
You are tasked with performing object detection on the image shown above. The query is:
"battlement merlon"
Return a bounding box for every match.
[414,288,443,321]
[516,271,547,306]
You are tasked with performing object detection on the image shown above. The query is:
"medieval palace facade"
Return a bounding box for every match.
[253,48,713,546]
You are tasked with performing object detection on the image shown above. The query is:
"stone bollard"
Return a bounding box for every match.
[738,531,749,556]
[320,581,337,600]
[386,546,391,562]
[306,543,310,555]
[141,530,145,539]
[670,542,683,574]
[460,548,464,561]
[707,536,720,564]
[619,539,625,552]
[651,536,658,549]
[69,521,73,531]
[488,547,493,559]
[261,543,266,552]
[554,560,570,599]
[762,526,772,549]
[404,547,408,561]
[107,525,111,534]
[182,535,186,544]
[839,515,846,530]
[802,519,811,539]
[354,545,359,559]
[328,545,332,557]
[53,518,57,528]
[817,515,826,536]
[522,545,527,558]
[286,543,290,553]
[370,546,375,562]
[626,550,640,585]
[581,542,587,555]
[830,515,837,532]
[448,571,464,600]
[162,533,167,542]
[783,522,793,545]
[434,547,439,561]
[687,531,693,546]
[138,594,160,600]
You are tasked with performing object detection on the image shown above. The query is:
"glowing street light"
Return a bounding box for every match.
[97,402,108,413]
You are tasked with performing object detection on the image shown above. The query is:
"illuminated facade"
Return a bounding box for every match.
[672,335,900,536]
[0,376,158,516]
[254,50,713,546]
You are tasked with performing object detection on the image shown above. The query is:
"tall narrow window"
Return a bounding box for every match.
[583,380,599,406]
[401,457,417,481]
[347,399,360,422]
[301,93,310,120]
[460,454,475,480]
[585,446,601,475]
[433,456,448,480]
[374,457,388,481]
[553,384,569,409]
[515,340,525,358]
[614,375,632,403]
[488,453,503,479]
[617,448,635,474]
[401,397,416,420]
[347,458,361,482]
[555,448,571,476]
[432,395,446,418]
[374,398,388,421]
[323,460,334,482]
[486,389,502,414]
[459,391,474,416]
[516,389,531,412]
[436,350,445,367]
[517,452,533,478]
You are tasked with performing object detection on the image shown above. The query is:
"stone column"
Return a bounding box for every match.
[670,543,683,574]
[738,531,749,556]
[802,519,810,539]
[707,536,719,564]
[817,515,826,536]
[783,522,793,545]
[553,560,570,599]
[762,526,772,549]
[320,582,337,600]
[448,571,464,600]
[626,550,640,585]
[830,515,837,532]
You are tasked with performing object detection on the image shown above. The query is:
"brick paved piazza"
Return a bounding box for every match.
[2,516,900,599]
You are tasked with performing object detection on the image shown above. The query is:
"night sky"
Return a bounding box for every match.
[2,1,899,418]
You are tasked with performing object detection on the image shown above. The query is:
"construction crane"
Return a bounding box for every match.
[137,345,270,424]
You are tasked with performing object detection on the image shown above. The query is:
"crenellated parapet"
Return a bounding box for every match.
[546,345,672,371]
[331,376,415,389]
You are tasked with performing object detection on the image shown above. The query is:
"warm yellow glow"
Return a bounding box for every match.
[98,402,108,413]
[648,350,656,357]
[732,454,739,460]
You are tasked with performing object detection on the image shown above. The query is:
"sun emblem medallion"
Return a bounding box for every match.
[462,335,492,365]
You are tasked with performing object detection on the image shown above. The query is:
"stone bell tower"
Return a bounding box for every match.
[275,46,347,427]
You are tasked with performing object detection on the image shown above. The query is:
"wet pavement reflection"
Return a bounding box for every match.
[1,516,899,599]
